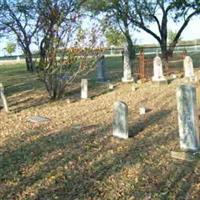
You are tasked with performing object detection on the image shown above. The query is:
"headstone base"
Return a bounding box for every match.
[96,80,109,84]
[122,77,134,83]
[171,151,200,162]
[184,76,197,82]
[81,97,91,101]
[113,131,129,139]
[152,79,168,85]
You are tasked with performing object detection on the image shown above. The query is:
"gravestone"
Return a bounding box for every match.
[81,79,88,99]
[96,55,108,82]
[0,83,9,113]
[122,45,134,82]
[176,84,200,151]
[184,56,195,79]
[152,53,167,84]
[113,101,129,139]
[28,115,50,123]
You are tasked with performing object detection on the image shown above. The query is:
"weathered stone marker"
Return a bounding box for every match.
[28,115,50,123]
[0,83,9,113]
[113,101,129,139]
[152,53,167,84]
[96,55,108,82]
[184,56,195,79]
[122,45,134,82]
[176,84,200,151]
[81,79,88,99]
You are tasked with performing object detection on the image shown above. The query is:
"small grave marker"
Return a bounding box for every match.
[81,79,88,99]
[108,83,114,90]
[139,107,146,115]
[28,115,50,123]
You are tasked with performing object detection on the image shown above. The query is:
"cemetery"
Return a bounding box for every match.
[0,1,200,200]
[1,52,200,199]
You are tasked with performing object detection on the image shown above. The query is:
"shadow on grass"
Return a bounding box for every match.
[0,109,199,199]
[11,96,49,113]
[129,109,171,137]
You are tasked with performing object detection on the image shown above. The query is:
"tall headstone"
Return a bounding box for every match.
[184,56,195,79]
[113,101,129,139]
[122,45,134,82]
[81,79,88,99]
[0,83,9,113]
[176,84,200,151]
[152,53,167,84]
[96,55,108,82]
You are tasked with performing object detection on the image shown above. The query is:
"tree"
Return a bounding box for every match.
[168,30,182,44]
[36,0,101,100]
[0,0,40,71]
[4,42,16,55]
[128,0,200,68]
[84,0,137,65]
[105,26,126,47]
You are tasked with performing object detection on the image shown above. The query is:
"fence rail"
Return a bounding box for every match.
[1,43,200,61]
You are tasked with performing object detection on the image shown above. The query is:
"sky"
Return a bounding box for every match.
[1,16,200,57]
[134,17,200,45]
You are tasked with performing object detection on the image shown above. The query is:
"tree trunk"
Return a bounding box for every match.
[124,32,136,74]
[160,43,169,72]
[24,47,34,72]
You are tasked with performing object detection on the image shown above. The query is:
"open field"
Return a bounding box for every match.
[0,60,200,199]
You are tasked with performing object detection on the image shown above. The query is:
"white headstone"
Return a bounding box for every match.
[81,79,88,99]
[176,84,200,151]
[122,45,134,82]
[152,55,166,82]
[184,56,194,79]
[0,83,9,113]
[113,101,129,139]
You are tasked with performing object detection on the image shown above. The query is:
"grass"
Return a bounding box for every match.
[0,58,200,200]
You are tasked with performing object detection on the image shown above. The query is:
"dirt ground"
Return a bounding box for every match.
[0,72,200,199]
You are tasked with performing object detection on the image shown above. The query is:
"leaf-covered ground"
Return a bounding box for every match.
[0,63,200,200]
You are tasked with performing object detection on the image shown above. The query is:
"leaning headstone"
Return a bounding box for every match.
[113,101,129,139]
[184,56,195,80]
[152,53,167,84]
[96,55,108,82]
[122,45,134,82]
[81,79,88,99]
[0,83,9,113]
[176,84,200,151]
